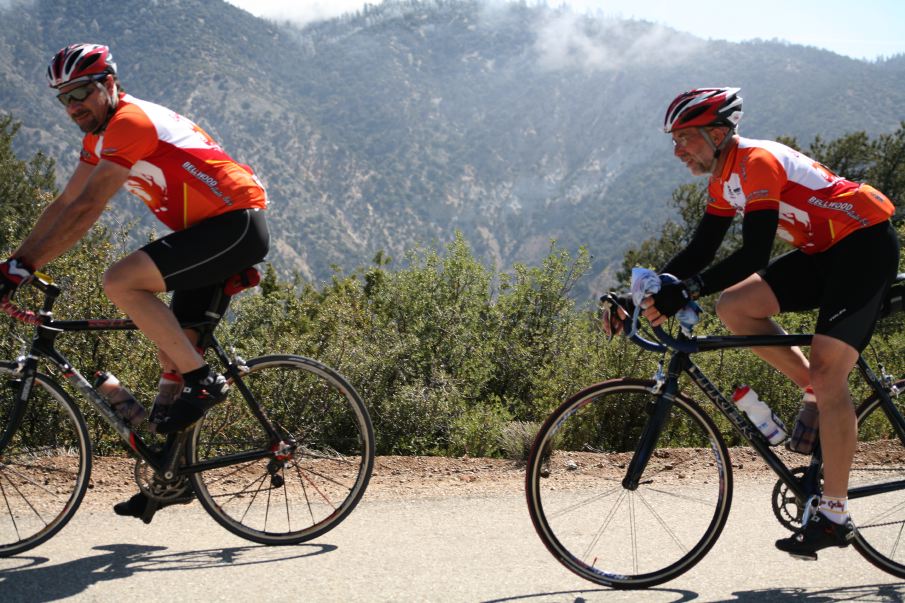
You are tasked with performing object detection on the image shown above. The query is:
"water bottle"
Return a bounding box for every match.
[94,371,147,427]
[788,388,819,454]
[149,372,183,434]
[732,385,788,445]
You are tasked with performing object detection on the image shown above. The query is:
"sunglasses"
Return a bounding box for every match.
[56,79,103,107]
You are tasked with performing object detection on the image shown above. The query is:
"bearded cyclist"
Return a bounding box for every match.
[639,87,898,560]
[0,43,270,518]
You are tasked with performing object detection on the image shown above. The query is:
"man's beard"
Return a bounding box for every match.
[71,103,111,134]
[684,158,710,176]
[77,120,101,134]
[71,111,101,134]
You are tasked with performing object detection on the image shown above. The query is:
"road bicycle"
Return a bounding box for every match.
[0,270,374,556]
[525,275,905,589]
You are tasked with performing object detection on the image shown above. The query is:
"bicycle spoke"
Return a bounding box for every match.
[294,461,317,525]
[0,469,48,526]
[0,461,73,501]
[635,489,689,554]
[859,499,905,527]
[193,459,262,490]
[629,494,637,575]
[642,485,722,507]
[188,356,373,544]
[289,459,367,493]
[0,366,89,557]
[581,489,628,565]
[280,469,291,533]
[526,380,731,588]
[0,479,23,540]
[207,471,269,503]
[546,484,623,520]
[850,382,905,579]
[888,523,905,561]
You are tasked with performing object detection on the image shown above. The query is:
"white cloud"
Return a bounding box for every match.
[0,0,32,9]
[533,11,704,72]
[223,0,904,61]
[225,0,368,27]
[225,0,707,72]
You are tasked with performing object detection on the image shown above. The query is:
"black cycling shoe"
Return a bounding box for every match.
[775,512,855,560]
[155,373,229,435]
[113,490,194,522]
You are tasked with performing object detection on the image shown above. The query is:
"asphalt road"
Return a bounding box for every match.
[1,482,902,602]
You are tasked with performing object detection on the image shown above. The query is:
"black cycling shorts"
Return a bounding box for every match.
[142,208,269,324]
[763,220,900,351]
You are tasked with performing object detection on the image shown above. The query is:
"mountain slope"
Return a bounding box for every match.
[0,0,901,292]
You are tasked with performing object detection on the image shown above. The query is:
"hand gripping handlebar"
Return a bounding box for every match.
[0,272,57,325]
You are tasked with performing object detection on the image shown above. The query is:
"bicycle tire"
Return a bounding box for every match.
[0,362,91,557]
[849,378,905,577]
[526,378,733,589]
[187,354,374,545]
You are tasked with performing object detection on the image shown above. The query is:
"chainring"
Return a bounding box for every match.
[771,465,821,530]
[134,459,192,502]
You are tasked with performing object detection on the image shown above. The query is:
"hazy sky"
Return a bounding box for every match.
[224,0,905,61]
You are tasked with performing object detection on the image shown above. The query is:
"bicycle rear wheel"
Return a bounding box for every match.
[0,363,91,556]
[850,378,905,577]
[526,378,732,589]
[187,355,374,545]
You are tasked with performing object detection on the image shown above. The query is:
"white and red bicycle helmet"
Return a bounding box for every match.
[46,43,117,89]
[663,87,743,133]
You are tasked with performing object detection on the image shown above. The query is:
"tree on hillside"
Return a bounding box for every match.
[0,115,57,249]
[783,122,904,217]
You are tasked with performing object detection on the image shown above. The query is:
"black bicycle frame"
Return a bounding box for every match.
[5,280,284,481]
[622,330,904,504]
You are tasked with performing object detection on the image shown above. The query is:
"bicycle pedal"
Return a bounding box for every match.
[788,552,818,561]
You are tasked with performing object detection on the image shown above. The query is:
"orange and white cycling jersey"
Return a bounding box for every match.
[706,137,894,253]
[79,94,267,231]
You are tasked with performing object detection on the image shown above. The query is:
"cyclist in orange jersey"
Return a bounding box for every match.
[0,43,270,518]
[644,87,898,559]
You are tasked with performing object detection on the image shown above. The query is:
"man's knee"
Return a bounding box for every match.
[103,252,165,299]
[809,345,857,392]
[716,277,780,327]
[715,289,754,330]
[102,261,126,299]
[714,291,737,323]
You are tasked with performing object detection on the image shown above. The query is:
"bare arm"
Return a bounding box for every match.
[15,161,95,254]
[14,159,130,270]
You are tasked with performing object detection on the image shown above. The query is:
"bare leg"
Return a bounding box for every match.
[808,335,858,498]
[717,275,857,498]
[103,250,205,374]
[715,274,811,388]
[157,329,201,374]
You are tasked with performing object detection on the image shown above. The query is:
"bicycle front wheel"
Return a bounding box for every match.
[187,355,374,545]
[850,378,905,578]
[526,378,732,589]
[0,364,91,556]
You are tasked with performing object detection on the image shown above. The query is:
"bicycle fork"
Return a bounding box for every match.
[622,353,687,490]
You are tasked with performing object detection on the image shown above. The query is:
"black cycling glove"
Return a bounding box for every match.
[0,258,34,301]
[651,281,691,318]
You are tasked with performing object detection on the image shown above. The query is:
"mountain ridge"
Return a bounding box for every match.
[1,0,902,293]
